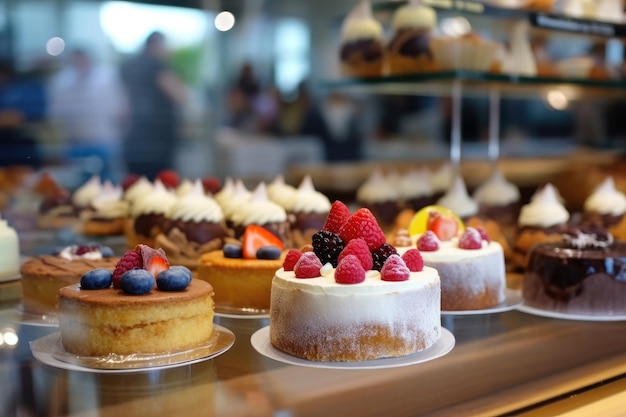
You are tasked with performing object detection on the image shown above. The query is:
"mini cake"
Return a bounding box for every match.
[155,180,229,270]
[398,168,434,212]
[473,167,521,234]
[38,183,78,230]
[0,214,19,281]
[513,183,570,270]
[80,181,129,236]
[20,244,118,314]
[524,225,626,316]
[270,203,441,361]
[339,0,385,78]
[58,245,214,356]
[357,170,402,232]
[436,175,479,222]
[431,32,499,72]
[127,180,177,248]
[266,175,298,209]
[582,176,626,240]
[387,0,438,75]
[72,175,102,214]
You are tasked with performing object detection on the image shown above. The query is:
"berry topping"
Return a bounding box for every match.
[80,268,113,290]
[202,176,222,195]
[371,242,398,271]
[282,249,303,271]
[138,244,170,278]
[294,251,323,279]
[475,226,490,243]
[242,225,284,260]
[458,227,483,250]
[408,205,464,238]
[75,245,98,255]
[169,265,193,281]
[112,249,143,288]
[338,238,373,271]
[335,254,366,284]
[121,174,140,191]
[427,211,459,241]
[322,200,351,234]
[381,254,410,282]
[99,245,115,258]
[256,245,282,260]
[401,249,424,272]
[312,230,345,267]
[156,169,180,189]
[120,268,154,295]
[223,243,243,258]
[156,268,192,291]
[417,231,440,252]
[338,208,386,251]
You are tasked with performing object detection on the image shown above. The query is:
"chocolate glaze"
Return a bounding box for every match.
[340,39,383,62]
[479,201,521,225]
[134,213,169,237]
[388,28,432,58]
[582,211,624,228]
[168,220,228,244]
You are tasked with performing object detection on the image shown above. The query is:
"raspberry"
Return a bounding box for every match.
[338,238,373,271]
[112,249,143,288]
[156,169,180,189]
[371,243,398,271]
[75,245,97,255]
[475,226,490,243]
[338,208,386,251]
[322,201,351,234]
[335,254,366,284]
[459,227,482,250]
[417,231,439,252]
[381,254,410,282]
[202,176,222,195]
[294,252,323,279]
[282,249,303,271]
[312,230,345,267]
[401,249,424,272]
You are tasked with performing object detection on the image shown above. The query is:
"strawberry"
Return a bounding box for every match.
[338,208,386,251]
[202,176,222,195]
[282,249,303,271]
[138,244,170,278]
[242,225,284,259]
[381,254,410,282]
[112,249,143,288]
[401,249,424,272]
[458,227,482,250]
[335,254,366,284]
[121,174,140,191]
[338,238,373,271]
[427,211,459,241]
[417,231,439,252]
[156,169,180,189]
[475,226,490,243]
[322,201,351,234]
[294,252,323,278]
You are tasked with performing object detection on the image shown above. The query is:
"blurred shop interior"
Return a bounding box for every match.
[0,0,625,191]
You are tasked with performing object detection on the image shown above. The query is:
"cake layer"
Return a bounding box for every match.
[58,279,214,356]
[270,267,441,361]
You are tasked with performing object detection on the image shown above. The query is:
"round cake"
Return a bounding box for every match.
[270,265,441,362]
[58,278,214,356]
[20,245,118,314]
[523,226,626,316]
[0,215,19,281]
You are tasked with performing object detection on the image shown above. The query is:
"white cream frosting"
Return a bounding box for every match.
[267,175,298,209]
[124,176,153,204]
[214,177,235,206]
[168,180,224,223]
[518,183,569,227]
[503,20,537,77]
[285,175,331,214]
[0,215,19,279]
[90,181,129,219]
[130,179,178,217]
[584,176,626,216]
[59,245,104,261]
[229,182,287,226]
[431,163,454,193]
[341,1,384,42]
[436,175,479,218]
[72,175,102,208]
[473,168,520,206]
[391,0,437,31]
[357,170,401,203]
[560,0,596,19]
[596,0,624,23]
[175,178,194,197]
[220,179,252,219]
[398,168,433,199]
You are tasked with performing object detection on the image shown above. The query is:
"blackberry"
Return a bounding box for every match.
[372,243,398,271]
[312,230,345,267]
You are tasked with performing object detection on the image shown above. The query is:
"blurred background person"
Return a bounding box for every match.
[48,48,128,182]
[120,31,187,180]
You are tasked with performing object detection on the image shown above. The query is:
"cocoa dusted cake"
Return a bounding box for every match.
[523,225,626,316]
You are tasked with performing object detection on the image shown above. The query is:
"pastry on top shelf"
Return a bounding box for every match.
[339,0,385,78]
[431,30,500,73]
[387,0,438,75]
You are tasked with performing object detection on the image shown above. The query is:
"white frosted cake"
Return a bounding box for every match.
[0,215,19,281]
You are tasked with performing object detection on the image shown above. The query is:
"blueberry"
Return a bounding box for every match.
[223,243,243,258]
[119,268,154,295]
[169,265,192,281]
[80,268,113,290]
[99,245,115,258]
[256,245,282,260]
[156,268,192,291]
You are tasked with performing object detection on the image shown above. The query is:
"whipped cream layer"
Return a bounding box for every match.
[341,1,384,42]
[284,176,331,214]
[130,180,177,217]
[230,183,286,225]
[59,245,104,260]
[357,170,401,203]
[90,182,128,219]
[391,3,437,31]
[168,181,224,223]
[473,169,520,206]
[398,169,433,199]
[72,176,102,208]
[124,177,153,204]
[519,183,569,227]
[431,163,454,193]
[267,175,298,209]
[584,176,626,216]
[436,175,479,218]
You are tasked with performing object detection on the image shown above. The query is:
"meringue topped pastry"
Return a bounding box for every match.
[128,179,178,248]
[282,175,331,247]
[473,168,521,227]
[339,0,385,78]
[436,175,479,221]
[399,168,434,211]
[72,175,102,211]
[357,170,402,230]
[583,176,626,240]
[81,181,129,236]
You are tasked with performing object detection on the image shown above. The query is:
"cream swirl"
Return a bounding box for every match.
[431,163,454,194]
[214,177,235,206]
[341,1,384,42]
[90,182,129,219]
[130,180,177,217]
[519,183,569,227]
[267,175,298,209]
[285,175,331,214]
[398,169,433,199]
[357,170,401,203]
[583,176,626,216]
[230,183,287,226]
[168,180,224,223]
[220,179,251,219]
[473,168,520,206]
[124,176,153,204]
[175,178,194,197]
[72,175,102,208]
[436,175,478,218]
[391,0,437,31]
